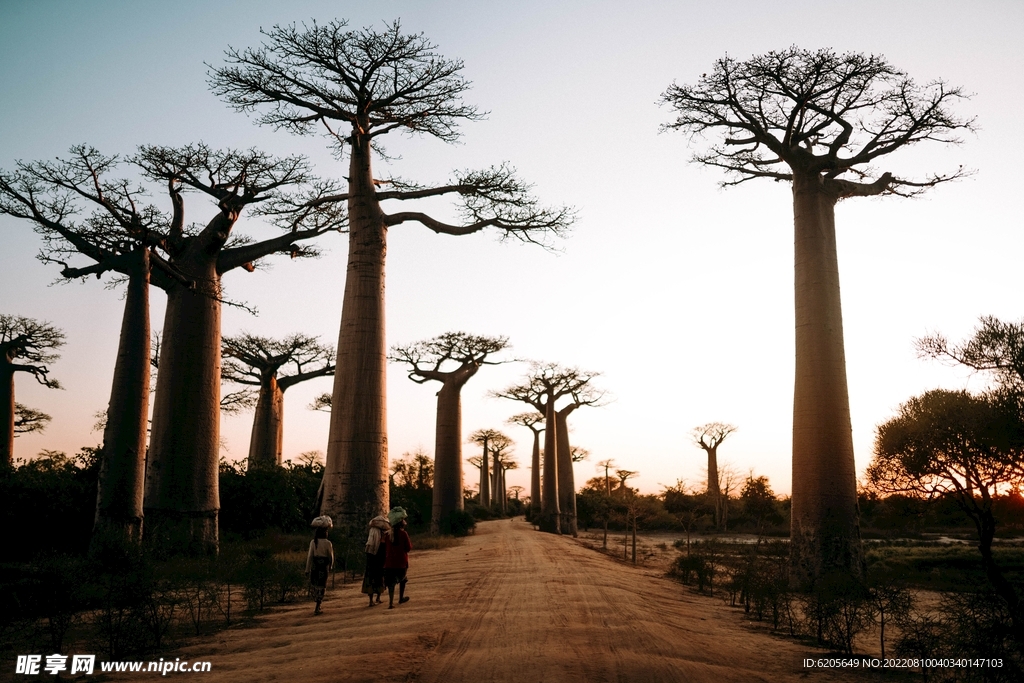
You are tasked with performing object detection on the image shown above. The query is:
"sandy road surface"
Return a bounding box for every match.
[171,519,868,683]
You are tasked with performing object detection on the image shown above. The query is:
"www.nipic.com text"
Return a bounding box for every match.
[15,654,212,676]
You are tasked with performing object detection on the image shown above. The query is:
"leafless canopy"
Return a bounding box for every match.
[0,315,65,388]
[222,333,335,390]
[389,332,508,384]
[916,316,1024,393]
[570,446,590,463]
[506,411,544,431]
[691,422,737,452]
[661,47,974,198]
[209,20,573,246]
[492,362,603,410]
[14,403,51,435]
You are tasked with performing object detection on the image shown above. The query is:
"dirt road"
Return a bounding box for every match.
[175,519,863,682]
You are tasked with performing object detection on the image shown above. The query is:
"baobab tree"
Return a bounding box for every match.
[0,147,196,546]
[468,429,511,508]
[554,386,603,536]
[0,315,64,465]
[135,144,341,554]
[14,404,51,436]
[662,48,973,586]
[494,363,600,534]
[490,439,517,515]
[507,412,544,517]
[222,333,335,469]
[690,422,737,531]
[210,20,573,529]
[390,332,508,533]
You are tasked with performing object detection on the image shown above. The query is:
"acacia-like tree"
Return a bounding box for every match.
[14,403,51,436]
[868,388,1024,644]
[222,333,335,469]
[0,147,192,546]
[390,332,508,533]
[690,422,737,531]
[916,316,1024,393]
[0,315,64,465]
[210,20,573,529]
[507,412,544,517]
[135,144,340,554]
[662,48,973,586]
[495,366,598,536]
[494,363,598,533]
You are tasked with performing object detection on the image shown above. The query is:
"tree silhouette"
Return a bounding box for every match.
[662,48,973,586]
[135,144,341,554]
[916,316,1024,393]
[869,389,1024,644]
[14,403,51,436]
[222,333,335,469]
[690,422,737,531]
[391,332,508,533]
[468,428,509,508]
[553,384,604,536]
[493,363,598,533]
[507,412,544,517]
[0,315,64,464]
[210,20,574,528]
[490,437,517,514]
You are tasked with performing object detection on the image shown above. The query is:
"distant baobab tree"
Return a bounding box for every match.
[508,485,524,502]
[490,438,517,514]
[507,412,544,517]
[0,315,64,465]
[662,48,973,586]
[222,333,335,469]
[615,469,638,497]
[494,363,600,534]
[390,332,508,533]
[135,144,341,554]
[14,404,51,436]
[690,422,737,531]
[468,429,511,508]
[210,20,574,529]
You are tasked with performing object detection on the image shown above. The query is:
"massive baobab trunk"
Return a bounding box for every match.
[322,131,389,530]
[432,379,465,533]
[530,430,542,516]
[556,406,579,537]
[248,375,285,468]
[146,229,225,556]
[789,173,863,586]
[93,251,150,550]
[540,399,561,534]
[0,364,14,465]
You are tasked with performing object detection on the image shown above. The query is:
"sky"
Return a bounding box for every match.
[2,0,1022,498]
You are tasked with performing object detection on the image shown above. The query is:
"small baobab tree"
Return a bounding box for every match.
[0,315,64,465]
[494,363,598,534]
[210,20,573,529]
[468,429,511,509]
[508,485,524,501]
[690,422,737,531]
[490,439,517,515]
[222,333,335,469]
[507,412,544,518]
[390,332,508,533]
[662,48,972,585]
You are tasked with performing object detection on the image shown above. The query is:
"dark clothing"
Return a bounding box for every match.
[361,544,386,595]
[384,567,408,588]
[383,529,412,569]
[308,556,330,601]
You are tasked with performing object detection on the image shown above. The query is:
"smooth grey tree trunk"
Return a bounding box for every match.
[146,234,224,556]
[321,131,389,531]
[432,378,467,534]
[555,406,579,537]
[539,397,561,533]
[247,375,285,468]
[789,172,863,587]
[92,251,150,551]
[529,427,542,516]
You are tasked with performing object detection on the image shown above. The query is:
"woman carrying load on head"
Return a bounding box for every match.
[361,514,390,607]
[306,516,335,615]
[383,507,412,609]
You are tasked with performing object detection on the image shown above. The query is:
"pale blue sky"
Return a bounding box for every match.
[3,0,1022,495]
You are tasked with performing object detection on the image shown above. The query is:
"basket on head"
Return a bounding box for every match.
[311,515,334,529]
[386,507,408,526]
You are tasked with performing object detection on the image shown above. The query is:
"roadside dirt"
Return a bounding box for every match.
[170,519,879,682]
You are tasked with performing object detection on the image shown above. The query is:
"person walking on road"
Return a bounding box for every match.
[362,514,390,607]
[306,516,335,615]
[383,509,412,609]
